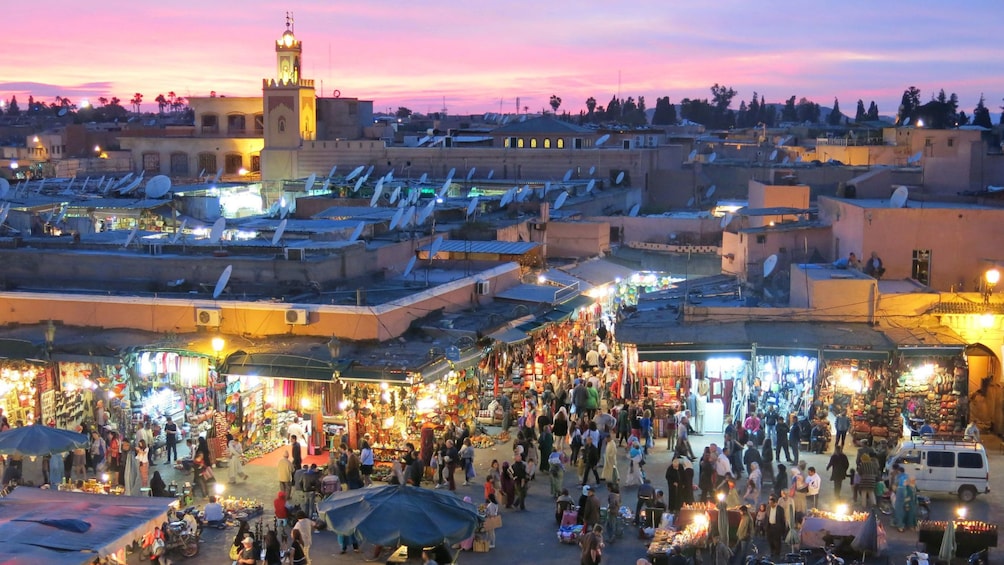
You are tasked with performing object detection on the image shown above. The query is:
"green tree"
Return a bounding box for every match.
[957,111,969,126]
[585,97,596,121]
[6,96,19,116]
[897,86,921,125]
[395,107,412,119]
[972,94,992,128]
[855,100,866,122]
[606,95,622,121]
[866,101,880,121]
[828,98,843,125]
[130,93,143,113]
[651,97,676,125]
[796,97,820,123]
[549,95,562,114]
[781,96,797,123]
[155,94,168,114]
[710,83,737,128]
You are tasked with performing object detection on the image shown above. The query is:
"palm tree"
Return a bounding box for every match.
[549,95,562,114]
[98,97,109,107]
[155,94,168,114]
[130,92,143,113]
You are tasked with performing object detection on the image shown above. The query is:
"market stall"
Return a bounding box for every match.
[919,520,997,558]
[646,512,710,564]
[128,349,215,437]
[47,356,129,433]
[800,507,885,553]
[0,356,48,426]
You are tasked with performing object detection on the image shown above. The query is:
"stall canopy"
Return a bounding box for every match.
[0,339,44,362]
[419,346,483,384]
[746,322,893,360]
[0,488,175,559]
[628,321,751,361]
[487,327,530,345]
[339,366,412,384]
[882,325,967,357]
[224,351,349,382]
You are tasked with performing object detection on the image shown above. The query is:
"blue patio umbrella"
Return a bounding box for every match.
[318,484,481,548]
[0,423,88,457]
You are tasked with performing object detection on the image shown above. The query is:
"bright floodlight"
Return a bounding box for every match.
[986,269,1000,286]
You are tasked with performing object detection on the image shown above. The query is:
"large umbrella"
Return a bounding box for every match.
[851,509,884,557]
[318,485,480,548]
[938,520,957,562]
[122,451,141,496]
[0,424,88,457]
[716,499,730,547]
[783,494,800,548]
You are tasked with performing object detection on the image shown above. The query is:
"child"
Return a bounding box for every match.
[484,494,500,549]
[755,502,768,537]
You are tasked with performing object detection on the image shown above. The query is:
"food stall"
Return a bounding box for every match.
[919,520,997,558]
[799,507,883,552]
[646,514,710,564]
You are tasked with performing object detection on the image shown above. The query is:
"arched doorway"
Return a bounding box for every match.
[966,343,1002,433]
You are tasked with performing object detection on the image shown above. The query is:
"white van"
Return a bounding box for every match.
[885,438,990,502]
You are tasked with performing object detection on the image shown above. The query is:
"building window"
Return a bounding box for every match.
[225,153,243,175]
[197,153,217,177]
[227,114,246,135]
[517,138,524,148]
[947,138,954,148]
[557,138,565,149]
[201,114,219,135]
[170,153,189,176]
[912,249,931,286]
[251,155,261,172]
[543,139,551,149]
[573,138,582,149]
[142,152,160,173]
[530,138,538,148]
[278,118,286,133]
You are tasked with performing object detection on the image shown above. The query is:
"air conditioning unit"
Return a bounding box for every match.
[196,307,221,327]
[285,308,309,325]
[285,248,305,261]
[475,280,490,295]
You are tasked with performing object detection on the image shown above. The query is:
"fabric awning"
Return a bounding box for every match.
[636,344,752,362]
[223,351,343,382]
[0,339,45,362]
[821,349,890,361]
[515,320,549,334]
[747,322,892,359]
[419,347,484,383]
[338,367,412,384]
[755,346,818,357]
[487,328,530,345]
[882,326,967,357]
[555,294,595,314]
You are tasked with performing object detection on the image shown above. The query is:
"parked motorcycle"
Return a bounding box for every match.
[877,491,931,521]
[161,506,201,558]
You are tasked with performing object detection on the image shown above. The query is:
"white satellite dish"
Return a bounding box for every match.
[55,205,67,224]
[403,255,417,278]
[304,173,317,192]
[687,149,698,161]
[615,171,625,185]
[402,205,416,227]
[586,179,596,193]
[349,221,365,242]
[0,203,9,227]
[209,217,226,244]
[553,191,569,210]
[769,149,778,161]
[890,186,909,208]
[213,265,233,299]
[907,151,923,164]
[708,152,717,163]
[384,171,394,183]
[466,167,476,181]
[438,179,451,199]
[353,176,365,193]
[212,167,223,183]
[271,219,287,245]
[418,173,428,184]
[345,165,365,181]
[588,166,596,176]
[563,169,573,182]
[705,185,716,199]
[389,185,401,204]
[0,178,9,199]
[118,177,143,195]
[720,213,733,229]
[58,108,67,117]
[763,254,778,278]
[782,156,790,165]
[369,183,384,207]
[364,165,375,178]
[145,175,171,198]
[487,169,495,180]
[389,207,404,230]
[417,199,435,225]
[446,167,456,181]
[327,165,338,179]
[544,180,552,195]
[279,201,289,219]
[115,172,133,188]
[171,219,187,244]
[321,178,331,192]
[197,168,206,180]
[628,204,640,217]
[988,185,1004,193]
[123,226,138,249]
[687,197,695,207]
[466,196,479,218]
[428,235,443,259]
[595,134,610,147]
[513,185,527,202]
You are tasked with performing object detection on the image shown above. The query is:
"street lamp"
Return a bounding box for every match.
[211,337,225,363]
[983,268,1000,304]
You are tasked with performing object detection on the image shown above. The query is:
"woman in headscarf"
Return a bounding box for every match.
[773,463,788,500]
[901,476,919,531]
[680,458,696,505]
[624,438,644,487]
[600,436,618,486]
[664,458,682,512]
[121,439,141,496]
[499,461,515,509]
[150,470,168,497]
[227,433,249,483]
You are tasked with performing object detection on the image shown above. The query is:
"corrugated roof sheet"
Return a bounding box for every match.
[492,116,594,135]
[559,258,636,286]
[418,240,540,255]
[496,284,560,304]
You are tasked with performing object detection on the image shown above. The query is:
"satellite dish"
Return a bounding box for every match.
[705,185,716,199]
[687,197,695,207]
[908,151,923,164]
[122,226,138,249]
[417,199,435,225]
[279,201,289,219]
[353,176,365,193]
[0,178,9,199]
[466,196,479,218]
[687,149,698,161]
[402,205,416,227]
[384,171,394,183]
[544,180,552,195]
[55,204,67,224]
[628,204,640,217]
[514,185,528,202]
[209,217,226,244]
[369,183,384,207]
[563,169,573,182]
[389,207,404,230]
[198,168,206,180]
[389,185,401,204]
[428,235,443,259]
[212,167,223,183]
[418,172,428,184]
[349,221,365,242]
[171,219,187,244]
[145,175,171,198]
[304,173,317,192]
[615,171,625,185]
[466,167,476,181]
[0,203,9,227]
[586,179,596,193]
[446,167,456,182]
[213,265,233,299]
[595,133,610,147]
[553,191,569,210]
[890,186,909,208]
[588,166,596,176]
[499,188,512,207]
[782,156,790,165]
[364,165,375,178]
[438,179,451,199]
[403,255,417,278]
[769,149,778,161]
[763,254,778,278]
[708,152,717,163]
[115,172,134,188]
[487,169,495,180]
[118,177,143,195]
[345,165,365,181]
[58,108,67,117]
[271,218,287,245]
[988,185,1004,193]
[327,165,338,179]
[720,213,733,229]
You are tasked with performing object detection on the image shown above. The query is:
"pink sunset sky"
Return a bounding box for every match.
[6,1,1004,119]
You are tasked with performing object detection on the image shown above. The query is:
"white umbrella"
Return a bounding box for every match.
[938,520,956,562]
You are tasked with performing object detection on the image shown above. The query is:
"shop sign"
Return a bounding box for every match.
[446,346,460,362]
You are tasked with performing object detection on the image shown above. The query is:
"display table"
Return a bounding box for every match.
[675,505,741,540]
[647,525,705,565]
[800,509,884,553]
[919,521,997,558]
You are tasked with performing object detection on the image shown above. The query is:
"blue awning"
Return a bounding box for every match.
[223,352,345,382]
[338,367,412,384]
[488,328,530,345]
[821,349,890,361]
[636,345,752,362]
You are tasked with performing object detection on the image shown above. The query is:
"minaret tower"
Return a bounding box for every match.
[261,12,316,181]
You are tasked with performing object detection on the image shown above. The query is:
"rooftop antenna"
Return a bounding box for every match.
[212,265,233,300]
[271,218,287,246]
[345,165,364,181]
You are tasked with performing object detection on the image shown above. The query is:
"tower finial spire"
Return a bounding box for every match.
[285,11,292,31]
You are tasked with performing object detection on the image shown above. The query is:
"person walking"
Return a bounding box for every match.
[775,418,791,463]
[732,505,753,565]
[227,433,249,483]
[901,477,919,531]
[787,416,801,464]
[856,453,879,510]
[290,435,302,471]
[826,445,849,498]
[600,436,618,486]
[834,410,850,449]
[765,495,786,559]
[580,435,601,487]
[510,454,529,510]
[805,466,821,509]
[164,417,178,463]
[277,450,294,497]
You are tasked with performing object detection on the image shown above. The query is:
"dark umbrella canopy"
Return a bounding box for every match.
[318,484,480,547]
[851,509,882,555]
[0,424,88,457]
